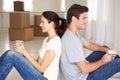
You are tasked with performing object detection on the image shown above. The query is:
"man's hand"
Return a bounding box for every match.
[101,53,112,65]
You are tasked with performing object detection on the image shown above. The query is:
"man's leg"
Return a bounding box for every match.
[86,51,106,62]
[87,58,120,80]
[0,50,44,80]
[86,46,111,62]
[86,50,120,62]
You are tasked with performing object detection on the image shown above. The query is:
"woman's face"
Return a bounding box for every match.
[40,16,53,33]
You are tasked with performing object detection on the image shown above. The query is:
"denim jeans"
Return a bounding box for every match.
[86,51,120,80]
[0,50,45,80]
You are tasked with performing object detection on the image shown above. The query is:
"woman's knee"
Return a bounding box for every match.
[4,50,19,57]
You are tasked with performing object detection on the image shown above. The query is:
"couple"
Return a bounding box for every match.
[0,4,120,80]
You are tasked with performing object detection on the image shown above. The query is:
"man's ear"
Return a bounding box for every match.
[72,16,77,23]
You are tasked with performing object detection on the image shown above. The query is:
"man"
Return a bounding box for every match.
[60,4,120,80]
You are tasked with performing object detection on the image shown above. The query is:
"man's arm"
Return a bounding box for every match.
[83,41,109,52]
[76,53,112,73]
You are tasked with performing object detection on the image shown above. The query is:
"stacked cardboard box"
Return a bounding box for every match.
[32,15,47,37]
[34,15,41,26]
[9,12,34,41]
[9,28,33,41]
[10,12,30,28]
[14,1,24,11]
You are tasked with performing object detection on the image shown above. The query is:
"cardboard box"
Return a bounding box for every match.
[10,12,30,29]
[31,25,47,37]
[14,1,24,11]
[9,27,34,41]
[34,15,41,26]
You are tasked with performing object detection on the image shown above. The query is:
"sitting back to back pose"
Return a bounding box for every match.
[0,11,67,80]
[60,4,120,80]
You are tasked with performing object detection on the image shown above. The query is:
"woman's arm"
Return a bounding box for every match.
[14,44,56,73]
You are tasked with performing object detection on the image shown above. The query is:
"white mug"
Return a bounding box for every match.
[15,40,24,45]
[107,50,116,60]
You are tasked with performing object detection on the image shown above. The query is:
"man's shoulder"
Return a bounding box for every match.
[62,30,75,39]
[61,33,73,43]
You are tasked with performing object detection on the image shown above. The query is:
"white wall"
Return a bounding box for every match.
[114,0,120,51]
[0,0,2,28]
[32,0,61,12]
[65,0,87,11]
[32,0,87,12]
[93,0,120,52]
[0,13,9,31]
[0,0,2,12]
[100,0,120,52]
[104,0,115,47]
[0,13,2,29]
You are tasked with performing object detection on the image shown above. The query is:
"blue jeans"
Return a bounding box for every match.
[0,50,45,80]
[86,51,120,80]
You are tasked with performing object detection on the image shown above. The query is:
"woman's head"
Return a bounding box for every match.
[40,11,67,38]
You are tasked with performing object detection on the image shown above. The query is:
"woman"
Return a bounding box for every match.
[0,11,67,80]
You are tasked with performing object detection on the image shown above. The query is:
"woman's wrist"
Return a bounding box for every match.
[22,49,29,56]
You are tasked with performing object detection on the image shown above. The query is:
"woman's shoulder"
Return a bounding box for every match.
[43,36,61,45]
[50,36,61,43]
[47,36,61,51]
[47,36,61,48]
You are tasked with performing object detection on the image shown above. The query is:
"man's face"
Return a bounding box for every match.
[76,12,88,30]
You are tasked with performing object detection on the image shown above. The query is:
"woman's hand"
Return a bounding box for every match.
[14,44,27,55]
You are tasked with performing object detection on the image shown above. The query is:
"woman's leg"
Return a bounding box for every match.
[0,50,44,80]
[87,58,120,80]
[0,50,13,80]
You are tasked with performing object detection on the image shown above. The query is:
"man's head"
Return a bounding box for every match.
[67,4,89,30]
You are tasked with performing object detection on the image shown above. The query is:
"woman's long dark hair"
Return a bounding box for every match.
[42,11,67,38]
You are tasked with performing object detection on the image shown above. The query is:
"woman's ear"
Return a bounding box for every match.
[50,21,55,28]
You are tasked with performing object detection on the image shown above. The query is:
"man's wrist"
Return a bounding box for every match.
[104,48,109,52]
[99,59,106,65]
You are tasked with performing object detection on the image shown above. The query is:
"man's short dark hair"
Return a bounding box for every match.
[67,4,89,25]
